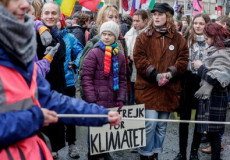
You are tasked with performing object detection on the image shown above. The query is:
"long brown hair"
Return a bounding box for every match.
[187,13,210,47]
[147,12,176,34]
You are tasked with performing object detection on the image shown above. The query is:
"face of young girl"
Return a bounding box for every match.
[7,0,29,23]
[101,31,116,46]
[152,11,167,27]
[103,11,119,23]
[193,17,206,35]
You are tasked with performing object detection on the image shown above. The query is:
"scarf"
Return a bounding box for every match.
[153,25,168,33]
[188,35,207,74]
[145,25,168,37]
[195,46,230,99]
[99,40,119,91]
[0,4,36,66]
[49,26,60,40]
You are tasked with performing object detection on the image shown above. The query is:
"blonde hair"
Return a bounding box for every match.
[96,4,118,33]
[147,12,176,34]
[32,0,43,20]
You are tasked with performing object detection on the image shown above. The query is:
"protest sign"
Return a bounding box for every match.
[89,104,146,155]
[184,0,193,16]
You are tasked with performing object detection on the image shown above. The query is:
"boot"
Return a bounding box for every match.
[190,149,199,160]
[140,155,154,160]
[174,153,186,160]
[153,153,158,160]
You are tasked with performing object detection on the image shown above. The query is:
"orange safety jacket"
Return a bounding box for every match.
[0,64,53,160]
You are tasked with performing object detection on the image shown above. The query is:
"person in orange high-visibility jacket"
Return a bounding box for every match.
[0,0,121,159]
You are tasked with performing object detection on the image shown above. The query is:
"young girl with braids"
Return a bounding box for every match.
[82,20,126,110]
[81,20,126,160]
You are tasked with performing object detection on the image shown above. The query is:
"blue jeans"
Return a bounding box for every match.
[138,109,170,156]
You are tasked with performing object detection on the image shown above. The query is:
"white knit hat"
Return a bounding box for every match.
[100,21,120,40]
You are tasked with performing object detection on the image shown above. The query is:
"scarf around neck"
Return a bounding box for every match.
[99,40,119,91]
[188,35,207,73]
[0,4,36,66]
[153,25,168,33]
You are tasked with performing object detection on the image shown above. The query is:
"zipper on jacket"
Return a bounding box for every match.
[163,36,165,48]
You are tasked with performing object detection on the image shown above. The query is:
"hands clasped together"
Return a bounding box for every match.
[156,72,172,86]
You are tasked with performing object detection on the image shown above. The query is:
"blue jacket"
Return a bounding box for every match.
[0,47,109,147]
[60,29,83,87]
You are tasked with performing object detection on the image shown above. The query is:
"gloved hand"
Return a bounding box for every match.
[40,30,52,46]
[156,72,172,86]
[44,43,60,57]
[43,43,60,63]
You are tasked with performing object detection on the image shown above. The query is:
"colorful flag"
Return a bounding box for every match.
[193,0,203,17]
[122,0,129,11]
[79,0,101,12]
[97,0,105,9]
[173,0,179,13]
[55,0,76,17]
[149,0,155,10]
[130,0,137,17]
[141,0,151,10]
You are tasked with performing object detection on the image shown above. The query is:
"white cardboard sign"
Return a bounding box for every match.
[89,104,146,155]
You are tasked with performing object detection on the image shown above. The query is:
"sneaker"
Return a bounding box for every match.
[174,153,186,160]
[69,144,80,158]
[51,152,58,159]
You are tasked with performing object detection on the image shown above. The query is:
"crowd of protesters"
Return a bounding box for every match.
[0,0,230,160]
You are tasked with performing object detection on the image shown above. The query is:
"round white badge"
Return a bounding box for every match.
[169,45,174,51]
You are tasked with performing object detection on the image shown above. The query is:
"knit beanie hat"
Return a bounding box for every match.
[100,21,119,40]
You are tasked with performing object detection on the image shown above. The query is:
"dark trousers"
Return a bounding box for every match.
[42,123,65,152]
[179,110,202,155]
[130,82,135,105]
[64,86,76,145]
[209,132,221,160]
[178,71,202,155]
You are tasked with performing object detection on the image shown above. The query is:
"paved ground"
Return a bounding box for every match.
[57,110,230,160]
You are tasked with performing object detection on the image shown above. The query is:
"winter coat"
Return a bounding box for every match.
[125,27,146,82]
[196,47,230,133]
[34,55,50,77]
[67,25,87,46]
[133,29,189,112]
[0,46,109,150]
[81,46,127,108]
[36,26,66,94]
[60,29,84,87]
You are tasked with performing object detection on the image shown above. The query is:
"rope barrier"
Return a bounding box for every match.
[57,114,230,125]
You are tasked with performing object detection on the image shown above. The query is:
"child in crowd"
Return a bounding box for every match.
[81,21,127,159]
[82,20,126,110]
